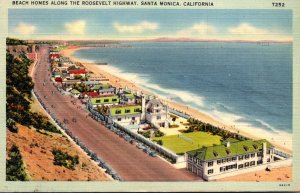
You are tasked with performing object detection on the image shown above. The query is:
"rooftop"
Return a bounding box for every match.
[125,93,135,99]
[90,95,119,105]
[109,105,142,116]
[71,89,80,94]
[187,139,274,161]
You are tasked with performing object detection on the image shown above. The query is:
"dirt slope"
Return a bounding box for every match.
[7,124,111,181]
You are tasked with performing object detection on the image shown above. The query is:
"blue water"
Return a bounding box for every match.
[73,42,292,134]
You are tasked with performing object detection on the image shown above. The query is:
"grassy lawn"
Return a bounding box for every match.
[153,131,222,154]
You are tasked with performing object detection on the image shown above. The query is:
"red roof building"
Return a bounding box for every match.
[69,69,86,74]
[81,92,99,98]
[54,77,62,82]
[49,54,60,58]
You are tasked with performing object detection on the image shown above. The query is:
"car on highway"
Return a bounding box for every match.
[136,143,145,149]
[149,151,158,157]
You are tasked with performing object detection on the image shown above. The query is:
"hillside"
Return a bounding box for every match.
[7,125,110,181]
[6,38,110,181]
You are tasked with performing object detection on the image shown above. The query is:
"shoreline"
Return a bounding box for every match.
[60,46,292,154]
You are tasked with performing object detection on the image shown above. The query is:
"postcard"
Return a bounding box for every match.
[1,0,299,192]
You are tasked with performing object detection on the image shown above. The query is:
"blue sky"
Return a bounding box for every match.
[8,9,292,41]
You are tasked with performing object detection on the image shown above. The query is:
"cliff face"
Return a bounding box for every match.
[6,43,110,181]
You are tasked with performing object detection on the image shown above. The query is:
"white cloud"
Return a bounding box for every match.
[228,23,269,35]
[15,23,36,35]
[114,21,158,33]
[65,20,86,35]
[176,22,216,37]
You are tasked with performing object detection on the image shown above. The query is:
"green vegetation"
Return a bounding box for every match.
[52,149,79,170]
[72,82,91,92]
[6,145,29,181]
[138,130,151,138]
[153,131,222,154]
[154,130,165,137]
[6,37,27,45]
[186,118,247,141]
[6,42,60,134]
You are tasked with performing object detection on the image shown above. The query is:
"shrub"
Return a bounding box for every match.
[6,145,29,181]
[52,149,79,170]
[154,130,165,137]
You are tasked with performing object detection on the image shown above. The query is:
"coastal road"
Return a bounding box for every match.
[32,45,200,181]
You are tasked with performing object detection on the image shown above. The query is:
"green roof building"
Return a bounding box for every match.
[108,105,142,126]
[70,89,80,96]
[185,139,277,181]
[89,95,119,107]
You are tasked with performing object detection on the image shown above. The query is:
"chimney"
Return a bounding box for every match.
[262,142,267,163]
[226,141,230,148]
[141,94,146,122]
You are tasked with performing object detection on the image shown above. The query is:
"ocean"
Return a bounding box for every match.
[72,42,292,136]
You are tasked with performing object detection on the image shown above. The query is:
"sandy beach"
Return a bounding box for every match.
[60,46,292,154]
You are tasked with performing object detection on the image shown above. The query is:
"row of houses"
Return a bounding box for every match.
[49,48,170,130]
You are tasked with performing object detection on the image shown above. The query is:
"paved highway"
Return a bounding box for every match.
[32,45,200,181]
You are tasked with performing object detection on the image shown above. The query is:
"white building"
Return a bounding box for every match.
[142,98,169,128]
[108,104,142,126]
[185,139,279,181]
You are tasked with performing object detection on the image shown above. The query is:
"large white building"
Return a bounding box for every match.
[185,139,277,181]
[141,97,169,128]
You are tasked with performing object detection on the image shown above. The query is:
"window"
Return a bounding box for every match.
[220,167,224,172]
[96,99,101,103]
[208,169,214,174]
[222,159,227,163]
[257,152,262,156]
[117,118,122,121]
[238,155,243,160]
[132,117,135,120]
[238,164,243,169]
[267,150,271,154]
[104,99,109,102]
[156,109,160,113]
[217,160,221,165]
[245,154,250,159]
[267,158,270,162]
[208,161,214,167]
[115,110,121,114]
[125,109,131,113]
[227,157,232,162]
[134,108,140,112]
[112,98,117,102]
[157,116,161,120]
[250,161,255,166]
[232,157,237,161]
[244,162,249,167]
[257,160,263,165]
[251,153,255,158]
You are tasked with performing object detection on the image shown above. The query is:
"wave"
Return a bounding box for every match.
[100,64,205,107]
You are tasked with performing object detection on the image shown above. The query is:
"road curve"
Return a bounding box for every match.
[32,45,200,181]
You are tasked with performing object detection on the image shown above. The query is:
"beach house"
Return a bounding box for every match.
[70,89,81,97]
[185,139,276,181]
[120,93,136,104]
[68,69,86,79]
[142,98,169,128]
[91,84,116,96]
[89,95,119,108]
[107,104,142,126]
